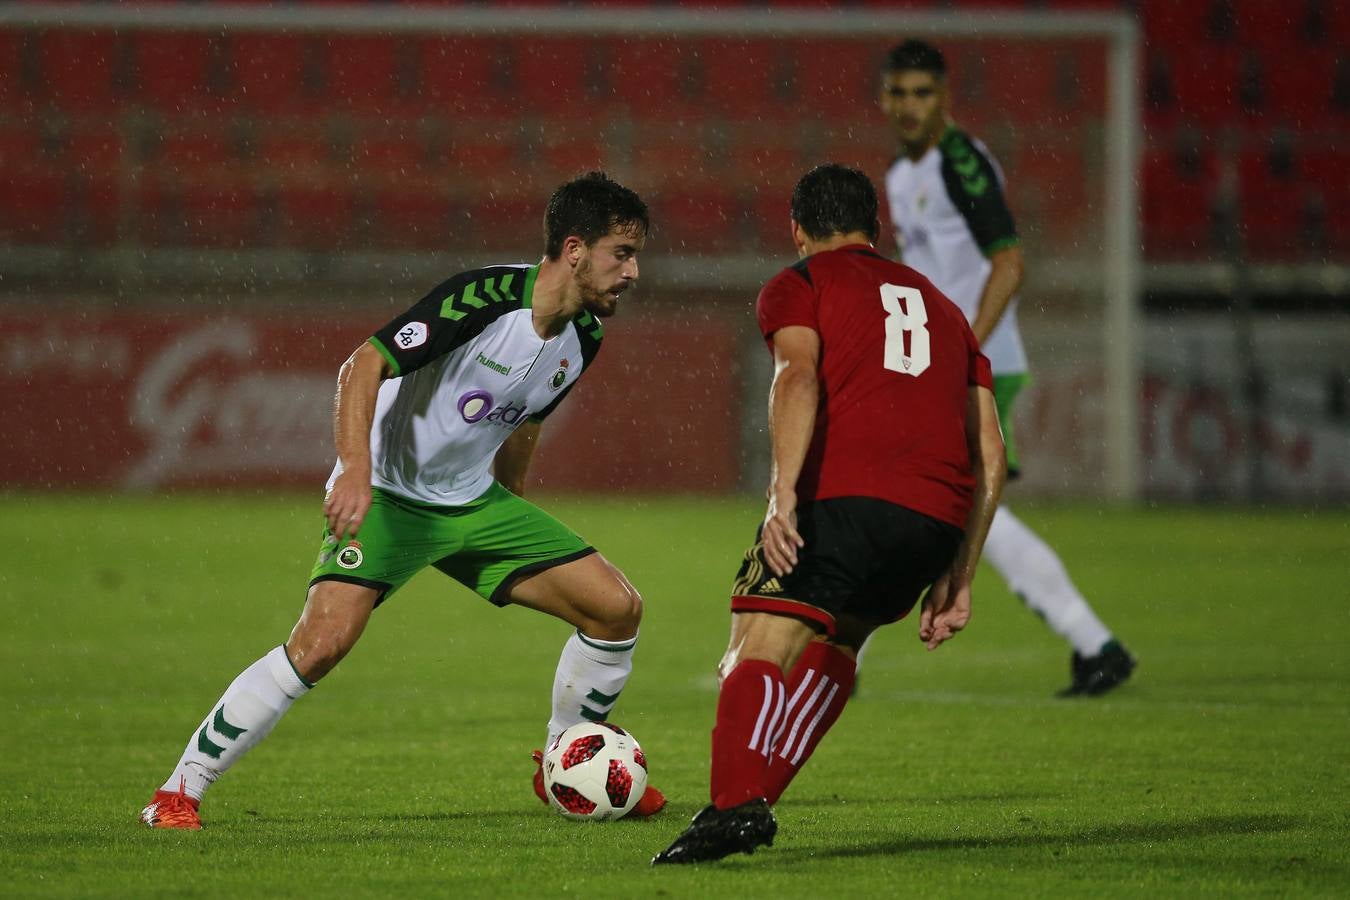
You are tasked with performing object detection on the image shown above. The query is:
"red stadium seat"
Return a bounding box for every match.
[697,39,794,121]
[38,30,124,113]
[1262,47,1337,129]
[1299,150,1350,256]
[0,125,46,171]
[742,187,795,256]
[230,33,311,113]
[0,164,68,244]
[1141,0,1214,52]
[133,32,214,113]
[0,30,30,112]
[604,38,690,120]
[1233,0,1302,54]
[325,34,402,114]
[417,35,502,117]
[443,130,521,182]
[64,125,125,178]
[654,187,742,255]
[1168,47,1243,126]
[728,141,806,200]
[276,183,358,250]
[371,185,458,251]
[793,39,877,122]
[630,128,722,187]
[144,181,263,249]
[1141,148,1216,259]
[68,174,121,246]
[258,132,337,177]
[1237,148,1303,260]
[511,37,596,116]
[353,133,430,181]
[155,129,237,178]
[811,124,894,178]
[535,136,611,181]
[469,192,541,252]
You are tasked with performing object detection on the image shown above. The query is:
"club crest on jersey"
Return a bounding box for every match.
[549,358,570,391]
[394,321,428,350]
[337,542,364,569]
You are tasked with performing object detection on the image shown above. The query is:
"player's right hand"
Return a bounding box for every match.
[762,487,804,577]
[323,469,372,541]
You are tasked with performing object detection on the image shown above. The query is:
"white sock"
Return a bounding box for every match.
[984,506,1113,656]
[160,646,312,801]
[546,630,636,749]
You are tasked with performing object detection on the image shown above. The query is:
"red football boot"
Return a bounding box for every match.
[139,778,202,830]
[531,749,549,805]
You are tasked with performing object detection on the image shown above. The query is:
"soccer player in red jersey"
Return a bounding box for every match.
[654,164,1006,865]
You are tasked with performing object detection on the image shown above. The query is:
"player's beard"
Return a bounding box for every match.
[575,257,622,318]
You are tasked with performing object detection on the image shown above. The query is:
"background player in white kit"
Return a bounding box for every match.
[140,172,665,829]
[872,40,1135,696]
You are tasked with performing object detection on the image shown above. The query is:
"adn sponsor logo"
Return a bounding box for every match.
[458,389,528,426]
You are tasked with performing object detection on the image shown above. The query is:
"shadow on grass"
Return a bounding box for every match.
[771,812,1302,862]
[780,793,1052,809]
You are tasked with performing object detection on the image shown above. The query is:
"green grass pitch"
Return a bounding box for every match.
[2,494,1348,897]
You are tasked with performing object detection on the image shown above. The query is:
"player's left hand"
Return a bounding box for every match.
[762,488,804,576]
[918,573,971,651]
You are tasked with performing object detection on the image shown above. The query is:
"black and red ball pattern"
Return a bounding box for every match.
[632,745,647,772]
[605,759,634,808]
[560,734,605,770]
[550,782,598,815]
[598,722,628,736]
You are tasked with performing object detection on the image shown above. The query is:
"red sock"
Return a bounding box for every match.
[710,659,786,810]
[763,641,856,805]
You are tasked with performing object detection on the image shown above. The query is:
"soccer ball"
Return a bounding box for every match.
[542,721,649,821]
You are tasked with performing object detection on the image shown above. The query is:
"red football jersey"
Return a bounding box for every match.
[756,244,994,528]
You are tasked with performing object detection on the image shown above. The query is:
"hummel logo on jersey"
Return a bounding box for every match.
[759,578,783,594]
[476,352,511,375]
[395,321,428,349]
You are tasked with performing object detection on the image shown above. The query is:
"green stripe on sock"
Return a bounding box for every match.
[196,725,225,760]
[586,688,620,707]
[576,631,637,653]
[212,705,248,740]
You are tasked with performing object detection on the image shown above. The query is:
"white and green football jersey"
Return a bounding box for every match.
[884,125,1027,376]
[326,263,604,506]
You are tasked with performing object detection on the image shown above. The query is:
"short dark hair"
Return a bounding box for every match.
[790,164,880,244]
[543,171,649,259]
[884,39,947,77]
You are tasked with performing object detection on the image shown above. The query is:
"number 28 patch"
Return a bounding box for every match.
[395,321,428,350]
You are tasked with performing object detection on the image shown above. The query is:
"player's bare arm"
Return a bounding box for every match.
[763,324,820,577]
[919,384,1006,650]
[970,244,1024,345]
[323,341,391,541]
[494,420,541,496]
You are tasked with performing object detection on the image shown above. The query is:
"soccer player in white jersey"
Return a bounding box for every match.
[140,172,666,829]
[872,40,1135,696]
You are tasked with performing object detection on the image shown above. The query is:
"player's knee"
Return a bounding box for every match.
[587,583,642,640]
[286,630,352,683]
